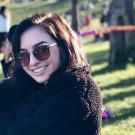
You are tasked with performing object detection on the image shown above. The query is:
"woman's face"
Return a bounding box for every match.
[20,26,61,83]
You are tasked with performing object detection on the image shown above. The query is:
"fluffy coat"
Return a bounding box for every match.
[0,66,102,135]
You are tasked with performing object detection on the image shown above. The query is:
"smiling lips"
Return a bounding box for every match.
[31,65,47,75]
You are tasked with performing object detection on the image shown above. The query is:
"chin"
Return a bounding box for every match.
[34,76,49,84]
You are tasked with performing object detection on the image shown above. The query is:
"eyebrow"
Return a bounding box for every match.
[34,41,48,47]
[20,41,48,51]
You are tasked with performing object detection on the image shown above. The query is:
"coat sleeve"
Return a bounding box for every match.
[0,78,24,120]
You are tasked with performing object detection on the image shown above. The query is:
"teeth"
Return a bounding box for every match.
[32,66,46,73]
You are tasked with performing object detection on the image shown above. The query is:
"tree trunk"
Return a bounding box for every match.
[71,0,80,32]
[108,0,135,65]
[125,0,135,63]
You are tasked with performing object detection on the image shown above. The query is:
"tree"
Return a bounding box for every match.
[71,0,80,32]
[108,0,135,65]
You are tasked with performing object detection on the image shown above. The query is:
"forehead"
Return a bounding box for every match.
[20,26,55,50]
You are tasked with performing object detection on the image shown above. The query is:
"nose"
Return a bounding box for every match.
[29,52,39,66]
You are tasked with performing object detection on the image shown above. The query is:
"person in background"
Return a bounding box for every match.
[0,32,12,77]
[0,25,17,78]
[0,6,11,78]
[0,6,10,33]
[0,12,102,135]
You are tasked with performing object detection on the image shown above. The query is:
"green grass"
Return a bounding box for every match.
[7,0,108,25]
[83,37,135,135]
[0,64,3,79]
[8,0,71,24]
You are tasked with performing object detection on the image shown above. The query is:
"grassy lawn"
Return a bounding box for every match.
[83,37,135,135]
[0,64,3,79]
[8,0,71,25]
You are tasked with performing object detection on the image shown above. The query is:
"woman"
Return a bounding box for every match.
[0,6,11,77]
[0,6,10,33]
[0,12,102,135]
[0,25,16,78]
[0,32,12,78]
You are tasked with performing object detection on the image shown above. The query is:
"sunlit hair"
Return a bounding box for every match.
[12,12,88,71]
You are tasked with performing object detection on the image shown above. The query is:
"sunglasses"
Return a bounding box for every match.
[17,42,57,67]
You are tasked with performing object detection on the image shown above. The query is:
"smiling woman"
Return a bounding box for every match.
[0,12,102,135]
[19,27,60,83]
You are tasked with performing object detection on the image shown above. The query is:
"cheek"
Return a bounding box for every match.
[46,59,60,73]
[51,52,61,69]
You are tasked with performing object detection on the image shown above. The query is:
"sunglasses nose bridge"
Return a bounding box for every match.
[29,51,40,66]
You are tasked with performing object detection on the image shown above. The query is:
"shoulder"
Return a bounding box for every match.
[0,77,12,89]
[68,66,101,96]
[65,66,102,122]
[0,77,18,98]
[0,77,16,103]
[41,65,102,114]
[46,65,102,113]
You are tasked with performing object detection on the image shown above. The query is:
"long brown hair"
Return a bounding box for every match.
[12,12,88,71]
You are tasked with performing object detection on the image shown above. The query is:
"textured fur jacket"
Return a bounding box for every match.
[0,66,102,135]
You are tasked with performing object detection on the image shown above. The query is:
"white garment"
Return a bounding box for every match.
[0,15,10,32]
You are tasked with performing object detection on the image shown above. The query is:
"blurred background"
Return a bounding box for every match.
[0,0,135,134]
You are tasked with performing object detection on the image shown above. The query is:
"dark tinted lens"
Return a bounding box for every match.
[34,46,50,60]
[19,52,29,66]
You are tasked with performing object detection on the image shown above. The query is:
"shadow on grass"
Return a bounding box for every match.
[87,50,109,65]
[102,106,135,126]
[101,77,135,90]
[86,47,127,75]
[92,64,126,76]
[104,89,135,104]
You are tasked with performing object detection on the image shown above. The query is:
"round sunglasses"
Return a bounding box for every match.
[17,42,57,67]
